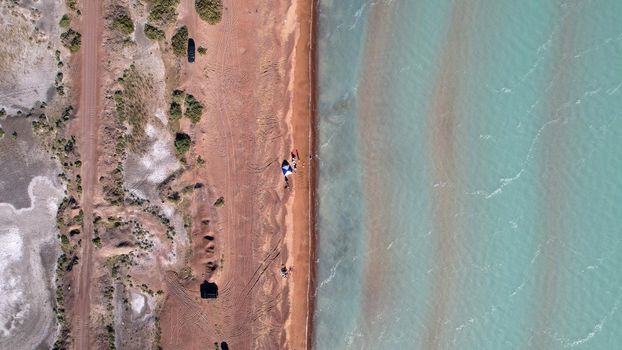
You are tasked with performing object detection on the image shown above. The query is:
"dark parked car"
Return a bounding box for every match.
[188,38,195,63]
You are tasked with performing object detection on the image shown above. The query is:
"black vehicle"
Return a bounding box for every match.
[187,38,196,63]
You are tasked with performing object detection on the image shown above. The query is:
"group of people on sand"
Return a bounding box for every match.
[284,149,301,189]
[280,264,293,278]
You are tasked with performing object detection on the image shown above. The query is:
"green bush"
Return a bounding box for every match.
[184,94,203,124]
[66,0,77,11]
[59,14,71,28]
[148,0,180,25]
[198,46,207,55]
[174,132,191,155]
[169,101,182,120]
[144,23,165,40]
[171,25,188,56]
[172,89,185,99]
[61,28,81,52]
[195,0,223,25]
[112,14,134,35]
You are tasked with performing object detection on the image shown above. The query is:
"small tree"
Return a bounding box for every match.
[59,14,71,28]
[174,132,192,156]
[195,0,223,25]
[112,14,135,35]
[169,101,182,120]
[171,26,188,56]
[61,28,81,52]
[144,23,165,40]
[184,94,204,124]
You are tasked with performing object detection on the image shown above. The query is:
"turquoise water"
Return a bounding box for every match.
[314,1,622,349]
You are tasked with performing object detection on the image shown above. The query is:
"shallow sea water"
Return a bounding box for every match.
[315,1,622,349]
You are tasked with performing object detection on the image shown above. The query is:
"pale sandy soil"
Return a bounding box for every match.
[157,0,314,349]
[0,1,69,349]
[0,0,62,114]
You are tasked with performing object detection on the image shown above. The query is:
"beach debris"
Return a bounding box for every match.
[291,149,301,169]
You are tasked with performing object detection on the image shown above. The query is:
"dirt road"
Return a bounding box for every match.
[74,0,102,348]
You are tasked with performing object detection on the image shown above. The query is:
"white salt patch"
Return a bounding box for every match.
[155,109,167,125]
[145,123,157,138]
[161,204,174,217]
[0,227,23,266]
[139,125,179,183]
[130,292,146,315]
[0,228,27,336]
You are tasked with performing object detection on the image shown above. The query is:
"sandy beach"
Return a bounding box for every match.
[284,0,316,348]
[158,0,315,348]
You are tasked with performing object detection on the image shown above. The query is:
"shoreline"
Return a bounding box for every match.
[285,0,317,348]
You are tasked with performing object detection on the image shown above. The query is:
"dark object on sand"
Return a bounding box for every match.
[221,342,229,350]
[214,196,225,207]
[281,160,293,176]
[200,280,218,299]
[188,38,196,63]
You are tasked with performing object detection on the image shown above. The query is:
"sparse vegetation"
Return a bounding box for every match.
[105,324,116,350]
[103,164,125,205]
[61,28,82,52]
[113,65,154,148]
[112,14,134,35]
[174,132,191,156]
[198,46,207,55]
[59,14,71,28]
[184,94,203,123]
[55,72,64,85]
[144,23,165,40]
[195,0,223,24]
[172,89,185,98]
[53,196,82,350]
[171,25,188,56]
[148,0,180,25]
[65,0,77,11]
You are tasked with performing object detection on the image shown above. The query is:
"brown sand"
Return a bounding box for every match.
[158,0,315,349]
